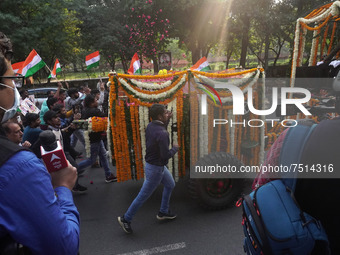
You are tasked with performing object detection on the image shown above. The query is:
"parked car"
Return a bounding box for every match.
[28,87,66,109]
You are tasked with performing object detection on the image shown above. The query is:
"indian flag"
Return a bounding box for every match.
[12,61,24,73]
[190,57,211,71]
[86,51,100,70]
[128,53,142,74]
[19,49,46,77]
[48,59,62,78]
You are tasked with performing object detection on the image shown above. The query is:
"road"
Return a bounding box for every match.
[73,163,251,255]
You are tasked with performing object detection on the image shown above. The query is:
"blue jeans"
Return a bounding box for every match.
[78,140,111,177]
[124,162,175,222]
[70,129,85,148]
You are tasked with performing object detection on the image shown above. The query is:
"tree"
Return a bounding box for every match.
[123,0,172,73]
[71,0,132,72]
[169,0,228,64]
[0,0,81,75]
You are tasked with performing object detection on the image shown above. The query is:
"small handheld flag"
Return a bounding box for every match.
[190,57,211,72]
[48,59,62,79]
[86,51,100,70]
[19,49,46,77]
[128,53,142,74]
[12,61,24,73]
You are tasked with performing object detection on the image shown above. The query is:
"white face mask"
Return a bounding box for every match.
[0,81,20,123]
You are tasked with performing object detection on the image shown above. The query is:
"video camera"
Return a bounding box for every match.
[72,120,88,130]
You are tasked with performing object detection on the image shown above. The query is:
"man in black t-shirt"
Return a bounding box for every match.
[77,94,116,183]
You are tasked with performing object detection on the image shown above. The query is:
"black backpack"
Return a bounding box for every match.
[0,135,31,255]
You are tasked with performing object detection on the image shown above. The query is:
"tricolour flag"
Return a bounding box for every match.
[48,59,62,78]
[128,53,142,74]
[190,57,211,72]
[12,61,24,73]
[86,51,100,70]
[19,49,46,77]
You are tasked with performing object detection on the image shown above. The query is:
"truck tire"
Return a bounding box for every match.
[188,152,245,210]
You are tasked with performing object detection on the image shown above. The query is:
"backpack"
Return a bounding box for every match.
[241,123,330,255]
[0,135,31,255]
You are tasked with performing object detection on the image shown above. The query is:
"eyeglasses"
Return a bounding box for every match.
[0,73,25,88]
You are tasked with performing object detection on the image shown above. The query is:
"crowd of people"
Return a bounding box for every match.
[11,79,117,192]
[0,31,179,254]
[3,25,340,255]
[0,31,80,255]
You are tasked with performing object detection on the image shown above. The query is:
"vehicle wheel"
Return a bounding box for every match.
[188,152,245,210]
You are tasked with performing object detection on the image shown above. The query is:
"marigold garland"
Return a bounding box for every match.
[109,68,267,182]
[300,14,332,31]
[320,24,329,58]
[121,74,184,95]
[118,71,187,80]
[328,22,337,55]
[291,2,340,87]
[90,117,108,132]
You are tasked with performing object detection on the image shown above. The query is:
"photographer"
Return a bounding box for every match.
[0,32,80,254]
[77,94,116,183]
[65,88,85,112]
[66,88,87,152]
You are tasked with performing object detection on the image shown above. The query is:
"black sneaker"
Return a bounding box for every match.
[105,173,117,183]
[117,216,133,234]
[72,184,88,192]
[156,211,177,220]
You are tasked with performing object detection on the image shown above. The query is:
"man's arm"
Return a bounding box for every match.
[158,131,179,162]
[82,108,107,119]
[0,151,79,255]
[54,82,63,99]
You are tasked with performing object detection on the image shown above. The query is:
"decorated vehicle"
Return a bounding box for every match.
[289,1,340,120]
[101,68,270,210]
[81,2,340,210]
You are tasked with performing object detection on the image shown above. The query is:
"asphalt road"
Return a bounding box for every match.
[73,162,251,255]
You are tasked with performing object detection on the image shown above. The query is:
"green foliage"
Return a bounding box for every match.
[123,0,171,61]
[0,0,81,69]
[1,0,335,79]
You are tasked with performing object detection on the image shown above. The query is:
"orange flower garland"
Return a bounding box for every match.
[320,24,329,59]
[130,105,144,180]
[300,14,332,31]
[328,22,337,55]
[120,74,184,95]
[176,91,185,177]
[133,106,144,180]
[109,68,267,182]
[91,117,108,132]
[192,68,262,78]
[118,71,187,80]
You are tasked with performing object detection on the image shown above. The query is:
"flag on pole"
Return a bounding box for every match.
[128,53,142,74]
[85,51,100,70]
[48,59,62,78]
[19,49,46,77]
[12,61,24,73]
[190,57,211,71]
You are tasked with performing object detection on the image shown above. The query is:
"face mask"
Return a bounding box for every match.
[0,82,20,123]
